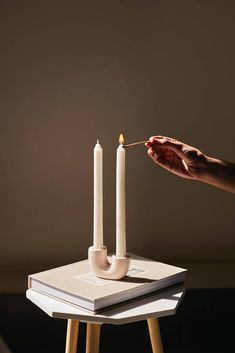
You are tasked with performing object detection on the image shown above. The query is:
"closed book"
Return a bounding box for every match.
[28,254,187,312]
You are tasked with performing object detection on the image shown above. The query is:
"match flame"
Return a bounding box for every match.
[119,133,124,145]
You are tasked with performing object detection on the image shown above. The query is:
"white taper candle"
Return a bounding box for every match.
[93,140,103,249]
[116,142,126,257]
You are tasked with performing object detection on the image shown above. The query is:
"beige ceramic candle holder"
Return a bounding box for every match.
[88,246,131,280]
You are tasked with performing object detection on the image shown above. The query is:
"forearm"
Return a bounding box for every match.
[198,156,235,194]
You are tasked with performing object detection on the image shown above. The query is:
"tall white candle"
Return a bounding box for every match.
[116,139,126,257]
[93,140,103,249]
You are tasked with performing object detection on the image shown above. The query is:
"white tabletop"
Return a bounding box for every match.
[26,284,185,325]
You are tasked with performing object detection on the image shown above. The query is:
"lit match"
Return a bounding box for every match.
[123,140,149,148]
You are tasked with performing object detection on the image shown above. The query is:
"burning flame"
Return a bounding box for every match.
[119,133,124,145]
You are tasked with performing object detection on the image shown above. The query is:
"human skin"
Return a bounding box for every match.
[146,135,235,194]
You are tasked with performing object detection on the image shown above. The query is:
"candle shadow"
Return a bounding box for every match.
[121,276,155,284]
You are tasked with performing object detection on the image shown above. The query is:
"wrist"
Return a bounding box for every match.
[197,156,235,194]
[188,150,235,193]
[197,155,222,183]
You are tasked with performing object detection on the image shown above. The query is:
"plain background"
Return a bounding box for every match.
[0,0,234,291]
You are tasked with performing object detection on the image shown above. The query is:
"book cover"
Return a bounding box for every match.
[28,254,187,312]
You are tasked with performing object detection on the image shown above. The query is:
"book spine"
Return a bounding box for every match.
[28,276,32,288]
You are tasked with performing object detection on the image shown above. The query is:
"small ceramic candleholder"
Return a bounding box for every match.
[88,246,131,280]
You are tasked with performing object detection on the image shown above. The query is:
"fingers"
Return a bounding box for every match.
[147,147,159,164]
[145,135,164,148]
[147,147,156,158]
[146,135,186,159]
[145,134,199,179]
[150,135,182,145]
[146,135,181,146]
[147,142,192,179]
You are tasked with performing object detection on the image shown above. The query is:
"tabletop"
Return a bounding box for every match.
[26,284,185,325]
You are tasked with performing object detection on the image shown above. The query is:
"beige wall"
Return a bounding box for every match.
[0,1,234,289]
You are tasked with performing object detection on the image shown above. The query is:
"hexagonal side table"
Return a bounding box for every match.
[26,285,184,353]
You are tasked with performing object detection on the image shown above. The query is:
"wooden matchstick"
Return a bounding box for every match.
[123,140,149,148]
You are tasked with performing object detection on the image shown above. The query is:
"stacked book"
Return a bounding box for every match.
[28,254,187,312]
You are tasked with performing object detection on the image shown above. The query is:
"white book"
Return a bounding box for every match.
[28,254,187,312]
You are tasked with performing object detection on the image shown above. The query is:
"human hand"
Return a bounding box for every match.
[146,135,207,181]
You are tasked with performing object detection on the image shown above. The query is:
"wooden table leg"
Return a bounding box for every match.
[65,319,79,353]
[85,323,101,353]
[147,318,164,353]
